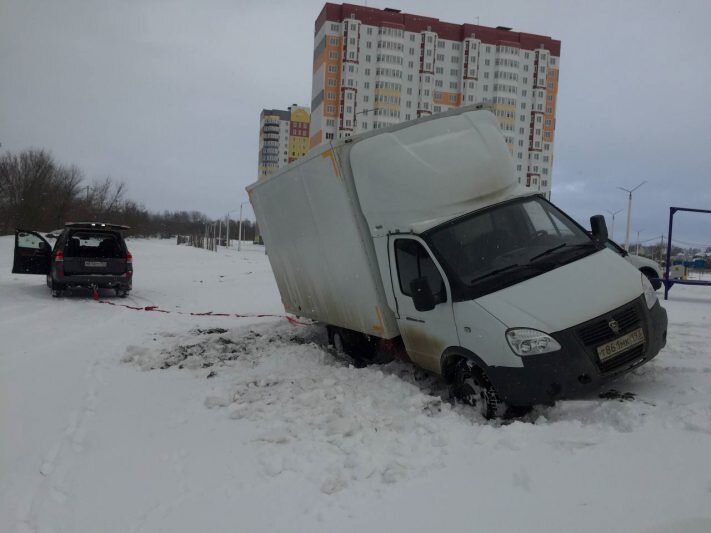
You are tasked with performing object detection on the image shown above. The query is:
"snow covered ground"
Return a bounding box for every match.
[2,235,711,533]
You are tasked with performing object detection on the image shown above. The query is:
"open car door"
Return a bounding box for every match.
[12,230,52,275]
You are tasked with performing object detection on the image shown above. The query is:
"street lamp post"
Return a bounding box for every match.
[236,201,250,251]
[617,181,646,251]
[605,208,623,240]
[225,201,249,249]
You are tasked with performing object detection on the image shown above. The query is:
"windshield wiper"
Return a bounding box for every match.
[529,243,567,263]
[529,242,596,263]
[470,264,522,284]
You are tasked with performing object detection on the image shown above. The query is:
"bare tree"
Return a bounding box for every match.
[0,149,82,232]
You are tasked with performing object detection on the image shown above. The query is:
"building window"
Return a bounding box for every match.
[331,23,339,32]
[330,37,338,45]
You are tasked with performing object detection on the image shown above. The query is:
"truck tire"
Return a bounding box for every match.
[327,326,379,366]
[450,359,508,419]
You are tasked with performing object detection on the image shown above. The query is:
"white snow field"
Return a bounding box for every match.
[2,235,711,533]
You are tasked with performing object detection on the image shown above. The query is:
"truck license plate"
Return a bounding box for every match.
[596,328,645,362]
[85,261,107,267]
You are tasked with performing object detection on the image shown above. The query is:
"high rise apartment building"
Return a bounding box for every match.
[309,3,561,194]
[257,105,310,180]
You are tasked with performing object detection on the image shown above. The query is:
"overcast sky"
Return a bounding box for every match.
[2,0,711,247]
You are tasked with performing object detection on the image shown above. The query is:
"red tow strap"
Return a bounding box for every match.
[94,299,310,326]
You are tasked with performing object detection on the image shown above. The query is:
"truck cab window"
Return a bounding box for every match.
[394,239,446,304]
[522,200,575,239]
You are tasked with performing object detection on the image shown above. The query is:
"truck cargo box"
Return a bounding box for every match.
[247,104,522,339]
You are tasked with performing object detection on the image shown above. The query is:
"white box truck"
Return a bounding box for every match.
[247,104,667,418]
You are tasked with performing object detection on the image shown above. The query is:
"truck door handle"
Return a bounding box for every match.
[406,316,425,323]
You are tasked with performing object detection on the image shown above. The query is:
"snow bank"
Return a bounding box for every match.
[124,322,474,494]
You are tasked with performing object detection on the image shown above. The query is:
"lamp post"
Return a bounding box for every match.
[236,201,249,251]
[617,181,646,251]
[605,208,623,240]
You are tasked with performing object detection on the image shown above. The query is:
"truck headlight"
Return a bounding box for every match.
[642,273,658,309]
[506,328,562,356]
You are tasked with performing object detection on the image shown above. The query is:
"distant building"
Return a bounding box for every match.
[257,105,310,180]
[309,3,561,195]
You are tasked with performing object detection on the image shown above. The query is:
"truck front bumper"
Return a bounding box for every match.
[486,297,668,406]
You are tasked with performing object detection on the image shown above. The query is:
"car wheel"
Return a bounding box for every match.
[50,278,65,298]
[450,359,508,419]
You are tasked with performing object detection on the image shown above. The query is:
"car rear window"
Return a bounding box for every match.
[65,232,124,258]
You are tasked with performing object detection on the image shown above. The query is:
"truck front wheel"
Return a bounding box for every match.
[450,359,508,419]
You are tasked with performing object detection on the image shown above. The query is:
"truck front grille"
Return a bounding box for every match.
[577,303,641,347]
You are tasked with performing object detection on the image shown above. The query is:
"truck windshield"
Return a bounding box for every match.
[426,196,599,298]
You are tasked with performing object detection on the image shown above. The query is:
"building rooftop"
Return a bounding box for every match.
[315,3,560,56]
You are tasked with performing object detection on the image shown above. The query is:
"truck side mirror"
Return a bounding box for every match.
[410,277,436,312]
[590,214,608,244]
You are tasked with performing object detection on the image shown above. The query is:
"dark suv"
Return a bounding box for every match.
[12,223,133,297]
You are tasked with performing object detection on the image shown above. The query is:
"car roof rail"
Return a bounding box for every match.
[64,222,131,230]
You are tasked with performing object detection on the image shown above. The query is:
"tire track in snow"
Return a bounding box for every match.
[15,360,105,533]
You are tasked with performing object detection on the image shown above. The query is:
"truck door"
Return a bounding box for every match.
[389,236,459,373]
[12,230,52,275]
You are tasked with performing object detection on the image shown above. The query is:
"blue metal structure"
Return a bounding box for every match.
[663,206,711,300]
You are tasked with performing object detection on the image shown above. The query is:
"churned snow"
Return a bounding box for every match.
[2,235,711,533]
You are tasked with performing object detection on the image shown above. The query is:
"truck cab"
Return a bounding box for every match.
[384,195,667,417]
